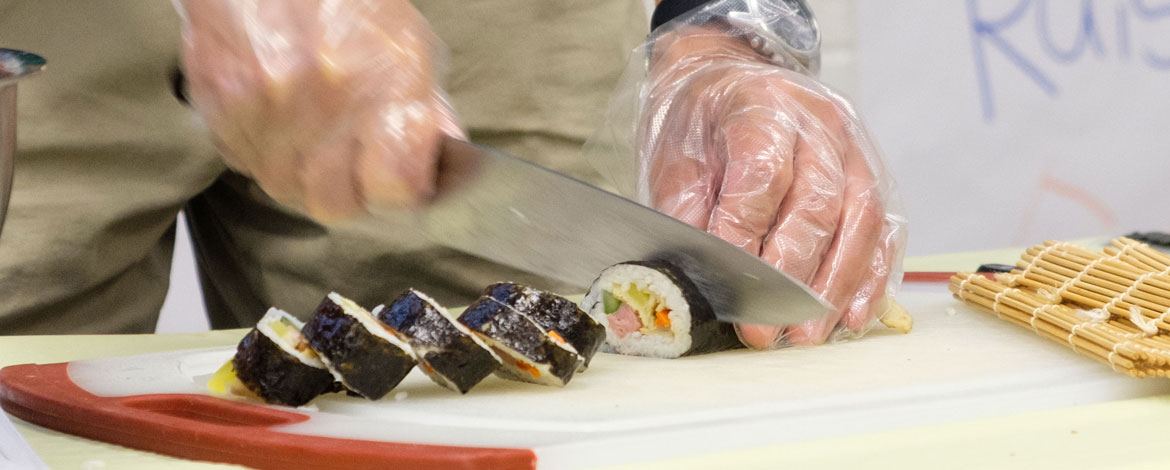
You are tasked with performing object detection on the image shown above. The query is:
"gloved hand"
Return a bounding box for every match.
[178,0,461,222]
[633,17,906,347]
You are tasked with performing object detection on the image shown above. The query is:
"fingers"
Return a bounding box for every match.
[180,0,451,222]
[839,124,903,333]
[712,117,794,349]
[786,132,885,345]
[357,101,443,210]
[735,324,784,350]
[433,92,466,140]
[710,84,811,351]
[759,134,845,285]
[648,153,720,229]
[181,0,261,161]
[641,42,899,348]
[737,134,845,350]
[841,223,898,332]
[705,89,796,252]
[711,112,796,351]
[297,135,364,222]
[644,85,722,229]
[283,86,450,220]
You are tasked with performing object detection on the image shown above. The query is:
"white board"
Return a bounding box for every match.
[856,0,1170,255]
[68,287,1170,470]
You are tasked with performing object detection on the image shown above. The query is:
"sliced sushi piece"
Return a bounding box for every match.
[458,297,582,387]
[301,292,416,400]
[375,289,501,394]
[483,282,605,369]
[209,308,336,407]
[581,260,741,358]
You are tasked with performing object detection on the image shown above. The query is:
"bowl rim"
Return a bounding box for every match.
[0,48,47,86]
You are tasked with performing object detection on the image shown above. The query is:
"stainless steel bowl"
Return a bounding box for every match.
[0,49,46,241]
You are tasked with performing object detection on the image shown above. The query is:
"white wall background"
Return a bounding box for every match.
[156,213,208,333]
[856,0,1170,255]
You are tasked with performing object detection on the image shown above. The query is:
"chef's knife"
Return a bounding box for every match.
[414,137,830,327]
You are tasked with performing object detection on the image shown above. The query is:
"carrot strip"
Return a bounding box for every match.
[516,361,541,378]
[655,309,672,328]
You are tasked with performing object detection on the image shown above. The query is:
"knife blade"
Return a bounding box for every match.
[414,137,830,327]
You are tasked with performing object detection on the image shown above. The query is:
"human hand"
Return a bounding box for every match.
[641,24,905,348]
[179,0,461,222]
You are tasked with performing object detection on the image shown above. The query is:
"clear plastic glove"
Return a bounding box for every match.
[587,0,907,348]
[177,0,461,221]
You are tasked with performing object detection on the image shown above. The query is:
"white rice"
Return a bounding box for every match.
[327,292,415,358]
[255,307,326,368]
[468,297,582,386]
[481,340,570,387]
[582,264,693,358]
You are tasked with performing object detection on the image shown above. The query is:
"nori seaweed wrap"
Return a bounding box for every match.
[458,297,583,387]
[375,289,501,393]
[581,260,741,358]
[483,282,605,369]
[301,293,416,400]
[228,308,336,407]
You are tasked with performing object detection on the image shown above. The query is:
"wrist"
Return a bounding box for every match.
[650,25,766,71]
[647,0,821,75]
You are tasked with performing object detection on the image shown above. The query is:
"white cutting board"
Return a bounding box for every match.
[66,285,1170,469]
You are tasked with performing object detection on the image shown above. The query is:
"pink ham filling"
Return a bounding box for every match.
[608,303,642,339]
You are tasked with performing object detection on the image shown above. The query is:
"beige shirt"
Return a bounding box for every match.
[419,0,647,179]
[0,1,647,334]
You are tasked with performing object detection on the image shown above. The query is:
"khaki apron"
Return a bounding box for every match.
[0,1,646,334]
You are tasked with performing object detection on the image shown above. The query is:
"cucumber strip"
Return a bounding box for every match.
[602,290,621,314]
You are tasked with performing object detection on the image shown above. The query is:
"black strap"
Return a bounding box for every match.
[170,66,190,105]
[650,0,712,31]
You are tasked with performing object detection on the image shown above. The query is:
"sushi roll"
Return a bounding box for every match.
[208,308,336,407]
[581,261,740,358]
[375,289,501,394]
[301,293,416,400]
[458,297,583,387]
[483,282,606,369]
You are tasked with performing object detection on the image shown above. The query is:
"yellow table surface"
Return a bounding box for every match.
[8,239,1170,470]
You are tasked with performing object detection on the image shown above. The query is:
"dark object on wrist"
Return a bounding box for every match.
[976,264,1018,274]
[170,66,190,105]
[651,0,711,31]
[648,0,822,74]
[1126,231,1170,247]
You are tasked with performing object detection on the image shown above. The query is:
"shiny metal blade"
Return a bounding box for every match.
[419,138,830,326]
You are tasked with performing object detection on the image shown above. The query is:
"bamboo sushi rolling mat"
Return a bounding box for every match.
[950,237,1170,378]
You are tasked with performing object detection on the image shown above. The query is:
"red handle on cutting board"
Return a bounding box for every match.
[902,272,993,283]
[0,363,535,470]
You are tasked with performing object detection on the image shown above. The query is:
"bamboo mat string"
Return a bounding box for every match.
[949,238,1170,378]
[957,273,975,302]
[993,287,1015,316]
[1019,242,1071,280]
[1015,242,1170,334]
[1068,308,1107,348]
[1057,256,1108,302]
[1109,341,1125,372]
[1128,305,1159,336]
